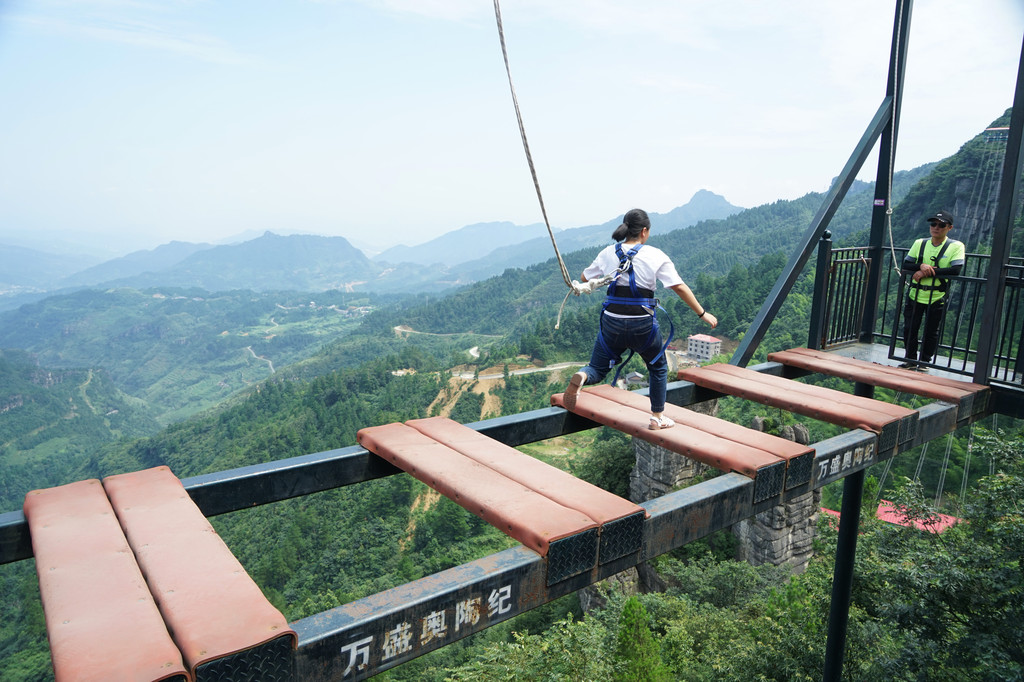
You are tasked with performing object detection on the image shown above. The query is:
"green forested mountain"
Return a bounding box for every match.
[887,108,1015,253]
[0,288,389,423]
[0,349,160,505]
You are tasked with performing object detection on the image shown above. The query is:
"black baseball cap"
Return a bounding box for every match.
[926,211,954,225]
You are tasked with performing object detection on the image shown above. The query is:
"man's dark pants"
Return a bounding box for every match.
[903,296,947,363]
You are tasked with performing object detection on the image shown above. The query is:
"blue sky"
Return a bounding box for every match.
[1,1,1022,257]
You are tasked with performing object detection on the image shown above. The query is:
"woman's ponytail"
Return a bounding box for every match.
[611,208,651,242]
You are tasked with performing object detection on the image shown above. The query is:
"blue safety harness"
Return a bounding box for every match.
[597,243,675,386]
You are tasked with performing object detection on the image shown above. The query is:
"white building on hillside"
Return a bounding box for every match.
[687,333,722,361]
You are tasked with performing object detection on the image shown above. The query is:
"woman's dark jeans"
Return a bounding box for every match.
[580,312,667,413]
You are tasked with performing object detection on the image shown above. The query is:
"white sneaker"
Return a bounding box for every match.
[649,415,675,430]
[564,371,587,411]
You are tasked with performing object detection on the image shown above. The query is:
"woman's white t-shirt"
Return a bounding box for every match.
[582,243,684,291]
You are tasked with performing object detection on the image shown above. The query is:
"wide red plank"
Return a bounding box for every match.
[551,389,780,480]
[103,467,296,679]
[24,479,188,682]
[587,384,812,463]
[405,416,644,525]
[768,347,987,415]
[679,364,912,434]
[357,422,598,557]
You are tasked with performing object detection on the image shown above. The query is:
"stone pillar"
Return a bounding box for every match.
[733,489,821,572]
[629,398,718,502]
[629,438,709,502]
[732,417,819,573]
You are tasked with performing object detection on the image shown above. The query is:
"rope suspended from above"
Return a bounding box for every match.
[491,0,573,292]
[883,0,906,275]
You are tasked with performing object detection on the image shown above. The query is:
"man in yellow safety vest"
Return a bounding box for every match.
[900,210,965,370]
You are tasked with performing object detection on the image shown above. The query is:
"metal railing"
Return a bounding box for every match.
[819,244,1024,385]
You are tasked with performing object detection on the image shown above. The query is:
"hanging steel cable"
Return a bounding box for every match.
[934,432,954,508]
[883,3,907,275]
[914,441,930,482]
[957,134,1005,258]
[876,391,913,498]
[959,423,975,504]
[875,457,895,500]
[491,0,572,290]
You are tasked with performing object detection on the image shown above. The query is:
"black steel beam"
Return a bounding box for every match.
[731,96,893,368]
[989,384,1024,420]
[809,232,833,349]
[185,446,401,517]
[0,366,970,567]
[862,0,914,342]
[974,32,1024,383]
[0,509,30,565]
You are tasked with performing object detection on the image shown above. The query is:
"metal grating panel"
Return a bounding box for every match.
[976,390,990,415]
[785,452,815,489]
[598,512,644,564]
[195,633,295,682]
[546,528,598,585]
[878,421,899,453]
[959,392,977,418]
[753,461,786,503]
[898,414,918,444]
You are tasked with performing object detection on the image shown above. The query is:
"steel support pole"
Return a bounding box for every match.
[734,1,913,368]
[862,0,913,342]
[974,32,1024,383]
[822,468,865,681]
[822,382,874,682]
[808,231,833,349]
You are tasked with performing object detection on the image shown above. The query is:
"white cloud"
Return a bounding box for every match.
[4,0,252,64]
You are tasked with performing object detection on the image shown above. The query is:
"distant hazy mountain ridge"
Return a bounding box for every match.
[374,221,550,267]
[59,241,215,288]
[0,244,99,292]
[0,190,743,304]
[443,190,744,282]
[105,232,381,292]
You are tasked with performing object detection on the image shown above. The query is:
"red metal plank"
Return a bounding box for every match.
[768,347,987,404]
[102,467,296,679]
[23,479,188,682]
[550,389,779,478]
[704,363,917,421]
[405,417,645,524]
[680,364,914,432]
[357,423,598,556]
[781,347,988,393]
[586,384,813,465]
